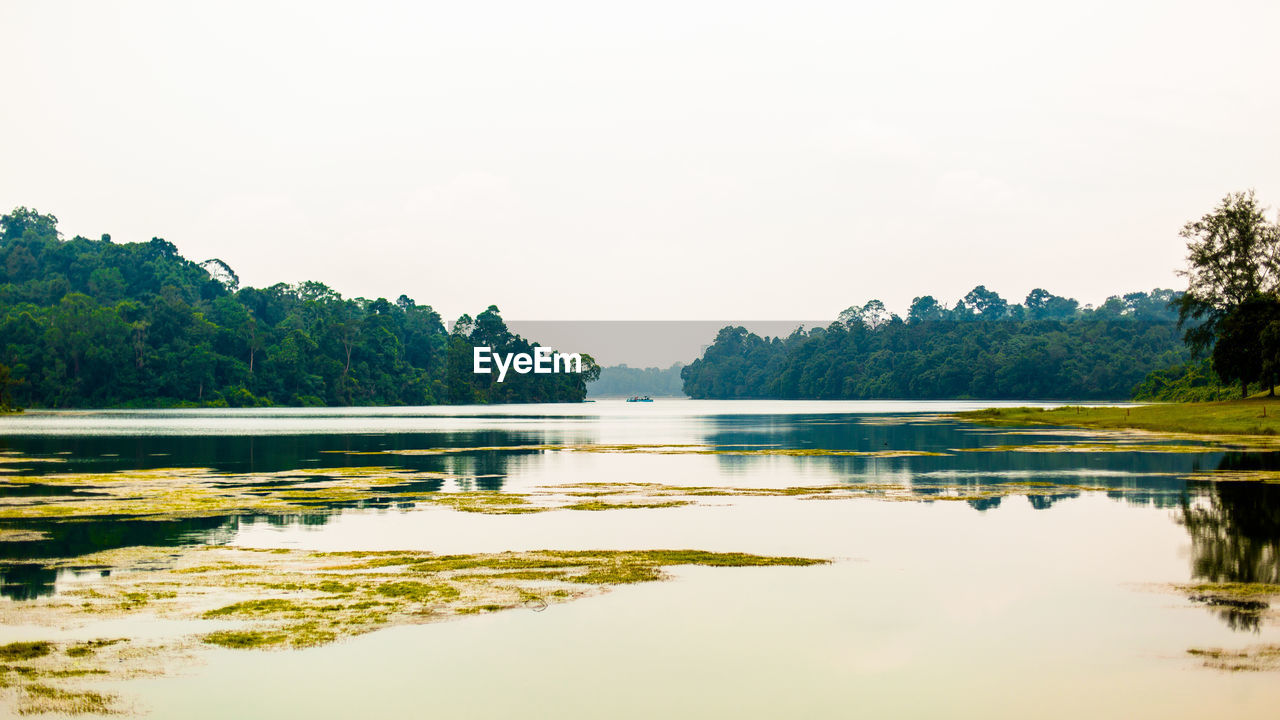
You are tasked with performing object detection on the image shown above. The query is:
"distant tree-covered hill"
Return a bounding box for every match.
[681,288,1196,400]
[0,208,596,408]
[587,363,685,397]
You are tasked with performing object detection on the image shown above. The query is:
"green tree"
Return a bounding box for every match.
[1176,190,1280,355]
[958,285,1008,320]
[1211,300,1273,399]
[907,296,946,324]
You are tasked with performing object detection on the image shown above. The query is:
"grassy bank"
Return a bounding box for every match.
[956,398,1280,436]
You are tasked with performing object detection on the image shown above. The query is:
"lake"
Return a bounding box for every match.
[1,400,1278,718]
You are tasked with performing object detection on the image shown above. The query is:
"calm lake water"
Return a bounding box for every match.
[2,400,1279,718]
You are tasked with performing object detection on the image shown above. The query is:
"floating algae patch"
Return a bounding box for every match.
[14,683,117,716]
[0,466,529,522]
[1178,582,1280,601]
[954,443,1225,454]
[0,467,758,524]
[0,642,53,662]
[954,404,1280,443]
[1176,582,1279,631]
[707,448,951,458]
[0,636,172,716]
[0,545,826,715]
[200,630,290,650]
[416,492,545,515]
[0,529,50,542]
[329,443,950,458]
[1187,645,1280,672]
[1182,470,1280,484]
[0,454,67,466]
[1162,583,1280,659]
[561,500,690,511]
[64,640,125,659]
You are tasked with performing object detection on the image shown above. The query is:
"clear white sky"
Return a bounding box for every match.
[2,1,1277,321]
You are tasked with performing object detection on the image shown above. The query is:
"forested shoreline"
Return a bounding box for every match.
[587,363,685,397]
[8,191,1270,408]
[681,289,1198,401]
[0,208,597,409]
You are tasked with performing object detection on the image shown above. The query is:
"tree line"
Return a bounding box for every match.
[0,208,597,409]
[587,363,685,397]
[680,288,1192,400]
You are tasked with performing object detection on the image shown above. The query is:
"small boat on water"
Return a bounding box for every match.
[626,396,654,403]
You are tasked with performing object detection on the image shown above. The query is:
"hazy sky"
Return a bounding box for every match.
[3,1,1277,321]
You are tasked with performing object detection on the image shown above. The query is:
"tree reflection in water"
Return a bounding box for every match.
[1180,452,1280,631]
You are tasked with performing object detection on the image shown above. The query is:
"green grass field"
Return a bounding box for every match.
[956,397,1280,436]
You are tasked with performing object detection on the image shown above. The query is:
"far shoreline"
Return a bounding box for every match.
[954,398,1280,437]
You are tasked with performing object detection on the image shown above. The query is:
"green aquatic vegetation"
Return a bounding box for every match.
[63,640,124,659]
[0,638,150,715]
[406,557,584,573]
[315,580,357,594]
[0,455,65,465]
[282,622,339,648]
[622,550,827,567]
[0,466,487,522]
[556,549,828,584]
[0,642,52,661]
[18,683,117,715]
[204,598,307,618]
[456,570,570,581]
[954,443,1224,454]
[172,564,258,574]
[1178,582,1280,615]
[562,500,689,511]
[1168,583,1280,668]
[1180,582,1280,598]
[331,552,592,573]
[201,630,289,650]
[374,581,460,602]
[570,563,664,585]
[456,604,508,614]
[115,590,176,610]
[0,545,827,713]
[1182,471,1280,484]
[956,402,1280,439]
[706,448,950,458]
[418,492,546,515]
[0,529,49,542]
[1187,644,1280,672]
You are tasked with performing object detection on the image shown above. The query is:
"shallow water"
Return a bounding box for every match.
[2,399,1279,718]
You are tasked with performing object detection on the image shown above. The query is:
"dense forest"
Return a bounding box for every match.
[0,208,597,409]
[587,363,685,397]
[681,288,1196,400]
